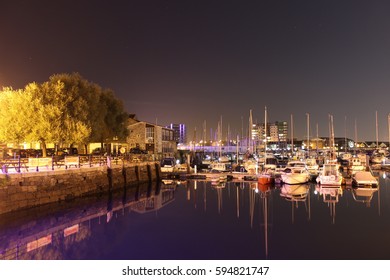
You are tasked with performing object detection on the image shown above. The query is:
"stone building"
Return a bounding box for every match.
[127,115,176,158]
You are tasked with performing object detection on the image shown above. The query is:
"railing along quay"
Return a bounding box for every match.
[0,153,157,174]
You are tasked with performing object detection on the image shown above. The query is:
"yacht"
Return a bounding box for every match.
[280,160,310,185]
[316,162,343,186]
[352,171,378,188]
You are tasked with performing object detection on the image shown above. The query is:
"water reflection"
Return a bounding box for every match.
[0,181,174,260]
[315,185,343,224]
[280,184,311,224]
[0,172,389,260]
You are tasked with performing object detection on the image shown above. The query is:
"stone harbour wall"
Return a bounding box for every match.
[0,162,161,215]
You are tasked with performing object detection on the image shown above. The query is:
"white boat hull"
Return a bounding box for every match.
[281,173,309,185]
[316,175,343,186]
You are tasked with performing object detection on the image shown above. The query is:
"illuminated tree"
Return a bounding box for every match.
[0,72,129,156]
[0,87,35,145]
[45,73,128,153]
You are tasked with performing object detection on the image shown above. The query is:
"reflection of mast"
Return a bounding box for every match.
[316,185,342,224]
[214,184,224,214]
[259,183,271,259]
[280,184,310,224]
[187,185,191,201]
[203,180,207,212]
[249,182,257,228]
[236,183,241,218]
[193,180,197,209]
[378,183,381,216]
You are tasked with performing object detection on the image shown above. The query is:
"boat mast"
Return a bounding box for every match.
[249,109,253,154]
[388,113,390,150]
[355,118,358,151]
[328,114,335,160]
[316,122,319,155]
[344,116,347,153]
[264,106,267,153]
[203,120,206,154]
[330,114,335,159]
[376,111,379,149]
[306,113,310,157]
[220,115,223,157]
[290,114,294,156]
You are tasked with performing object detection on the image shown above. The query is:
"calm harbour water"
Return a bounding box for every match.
[1,171,390,260]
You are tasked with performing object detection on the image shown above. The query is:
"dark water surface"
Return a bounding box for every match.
[1,172,390,260]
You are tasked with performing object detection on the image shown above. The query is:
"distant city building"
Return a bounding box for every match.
[166,123,187,144]
[252,120,288,144]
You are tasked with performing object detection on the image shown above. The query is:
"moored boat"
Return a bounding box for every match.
[316,163,343,186]
[352,171,378,188]
[280,160,310,185]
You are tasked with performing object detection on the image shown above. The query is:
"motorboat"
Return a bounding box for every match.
[352,171,378,188]
[257,169,275,185]
[316,163,343,186]
[280,160,310,185]
[210,162,231,172]
[349,156,365,175]
[305,157,319,180]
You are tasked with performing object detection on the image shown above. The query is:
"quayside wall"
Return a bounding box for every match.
[0,162,161,215]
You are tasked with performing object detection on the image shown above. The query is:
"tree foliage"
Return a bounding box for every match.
[0,73,129,155]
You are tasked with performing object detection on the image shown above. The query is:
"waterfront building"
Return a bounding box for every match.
[127,115,176,158]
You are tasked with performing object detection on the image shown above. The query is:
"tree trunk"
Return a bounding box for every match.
[41,141,47,158]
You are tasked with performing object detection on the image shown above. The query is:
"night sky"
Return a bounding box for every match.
[1,0,390,142]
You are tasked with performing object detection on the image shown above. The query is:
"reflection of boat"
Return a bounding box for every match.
[315,185,343,224]
[350,170,379,207]
[280,184,311,224]
[352,186,378,206]
[280,184,309,201]
[280,161,310,185]
[211,174,228,187]
[352,171,378,188]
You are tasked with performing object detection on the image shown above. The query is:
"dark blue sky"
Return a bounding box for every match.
[1,0,390,141]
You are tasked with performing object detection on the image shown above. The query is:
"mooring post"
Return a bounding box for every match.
[155,162,161,180]
[147,163,152,182]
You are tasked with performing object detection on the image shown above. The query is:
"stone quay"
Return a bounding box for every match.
[0,162,161,215]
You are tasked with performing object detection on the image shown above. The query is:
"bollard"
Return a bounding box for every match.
[17,156,21,173]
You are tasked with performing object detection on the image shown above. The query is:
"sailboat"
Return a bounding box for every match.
[257,106,275,185]
[316,114,344,186]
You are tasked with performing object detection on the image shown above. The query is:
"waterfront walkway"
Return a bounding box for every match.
[0,154,155,175]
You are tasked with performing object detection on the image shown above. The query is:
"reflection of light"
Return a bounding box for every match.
[255,187,259,193]
[314,190,318,195]
[383,173,387,179]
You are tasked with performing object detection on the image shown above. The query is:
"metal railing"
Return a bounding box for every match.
[0,153,158,174]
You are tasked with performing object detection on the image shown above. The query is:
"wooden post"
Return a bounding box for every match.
[155,162,161,180]
[135,165,140,182]
[147,164,152,182]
